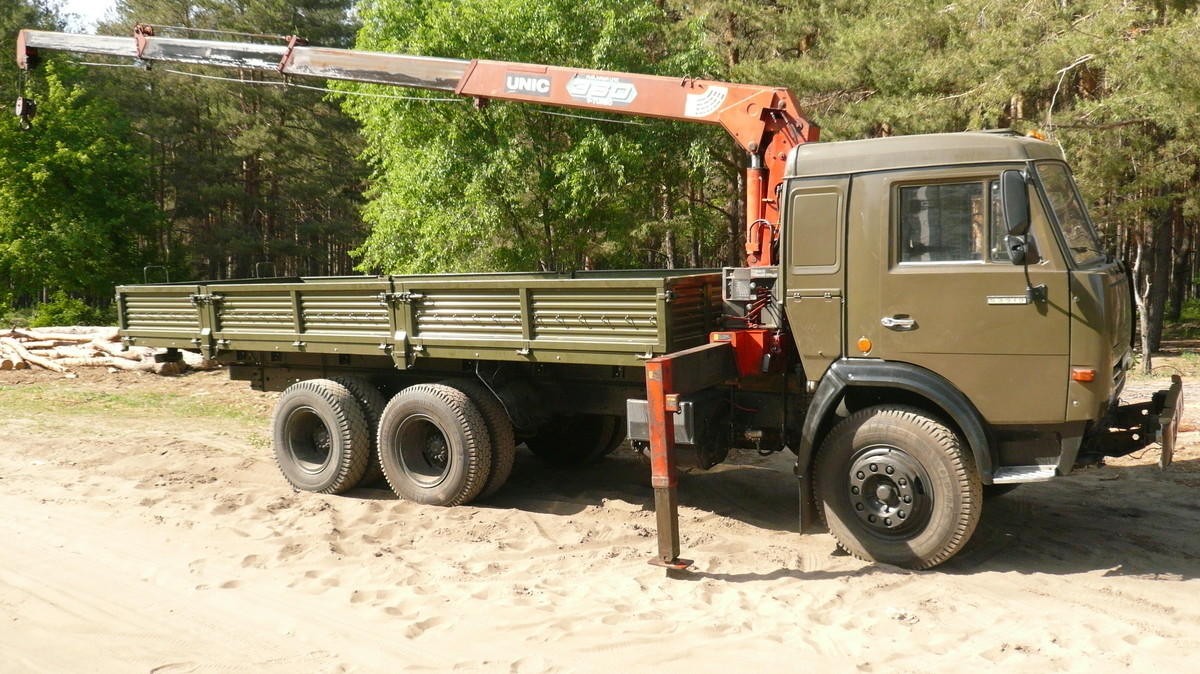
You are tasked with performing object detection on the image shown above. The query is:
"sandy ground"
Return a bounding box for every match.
[1,367,1199,673]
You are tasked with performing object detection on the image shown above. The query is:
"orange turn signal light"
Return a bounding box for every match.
[1070,367,1097,382]
[857,336,872,354]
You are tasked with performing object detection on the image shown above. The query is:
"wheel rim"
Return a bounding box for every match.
[395,414,452,488]
[285,406,332,474]
[846,445,933,538]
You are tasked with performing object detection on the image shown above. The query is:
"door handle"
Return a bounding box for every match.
[881,316,916,330]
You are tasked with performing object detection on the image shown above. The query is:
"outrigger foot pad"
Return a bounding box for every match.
[648,557,693,570]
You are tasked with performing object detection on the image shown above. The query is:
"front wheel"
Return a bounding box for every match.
[813,405,981,569]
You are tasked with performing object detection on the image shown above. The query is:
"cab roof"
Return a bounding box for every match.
[786,130,1065,178]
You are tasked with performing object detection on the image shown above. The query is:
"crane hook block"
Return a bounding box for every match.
[14,96,37,129]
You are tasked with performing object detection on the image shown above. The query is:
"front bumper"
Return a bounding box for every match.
[1081,374,1184,468]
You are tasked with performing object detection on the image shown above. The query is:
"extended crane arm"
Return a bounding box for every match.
[17,26,820,266]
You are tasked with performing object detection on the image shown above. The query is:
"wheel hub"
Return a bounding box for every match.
[285,406,333,474]
[396,414,452,488]
[847,446,931,535]
[424,434,449,470]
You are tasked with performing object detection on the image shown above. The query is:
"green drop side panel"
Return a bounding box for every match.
[118,272,722,368]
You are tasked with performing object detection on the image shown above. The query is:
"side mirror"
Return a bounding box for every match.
[1001,170,1035,265]
[1001,170,1030,235]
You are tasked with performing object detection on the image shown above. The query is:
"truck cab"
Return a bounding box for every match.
[779,131,1179,567]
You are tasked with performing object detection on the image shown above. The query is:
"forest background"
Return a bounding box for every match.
[1,0,1199,356]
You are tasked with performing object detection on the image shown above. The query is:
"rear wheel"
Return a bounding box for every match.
[525,414,620,468]
[330,376,387,487]
[440,379,517,499]
[271,379,370,494]
[814,405,981,569]
[377,383,492,506]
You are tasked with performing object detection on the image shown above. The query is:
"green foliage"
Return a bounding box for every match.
[1180,299,1200,324]
[0,59,162,306]
[343,0,729,273]
[29,290,115,327]
[97,0,368,280]
[4,0,1200,354]
[0,305,34,329]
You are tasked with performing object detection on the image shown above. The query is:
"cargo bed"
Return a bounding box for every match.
[118,270,722,368]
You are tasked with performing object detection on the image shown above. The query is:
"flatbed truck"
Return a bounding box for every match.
[16,25,1183,570]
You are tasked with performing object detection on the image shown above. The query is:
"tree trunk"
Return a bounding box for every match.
[729,156,744,266]
[1167,218,1192,322]
[1132,243,1153,374]
[663,185,677,269]
[1145,210,1173,353]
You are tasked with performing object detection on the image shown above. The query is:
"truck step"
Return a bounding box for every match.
[992,465,1057,484]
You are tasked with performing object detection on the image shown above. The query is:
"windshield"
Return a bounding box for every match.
[1036,162,1105,267]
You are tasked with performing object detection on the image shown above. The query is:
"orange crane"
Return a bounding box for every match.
[16,25,819,268]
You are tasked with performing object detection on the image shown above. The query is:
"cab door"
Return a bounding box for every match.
[844,167,1070,425]
[781,177,849,384]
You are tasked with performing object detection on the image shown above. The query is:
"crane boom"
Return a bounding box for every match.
[17,25,820,266]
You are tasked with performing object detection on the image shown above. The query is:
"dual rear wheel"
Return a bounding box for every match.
[270,379,371,495]
[271,377,518,505]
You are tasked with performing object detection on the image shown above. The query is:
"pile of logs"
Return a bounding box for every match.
[0,326,216,375]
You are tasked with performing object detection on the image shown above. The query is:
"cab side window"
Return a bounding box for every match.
[898,183,984,262]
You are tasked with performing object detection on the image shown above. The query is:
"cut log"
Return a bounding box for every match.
[24,325,117,338]
[56,357,152,372]
[51,345,102,359]
[0,342,28,370]
[0,337,68,372]
[90,339,143,361]
[12,328,94,344]
[180,350,218,370]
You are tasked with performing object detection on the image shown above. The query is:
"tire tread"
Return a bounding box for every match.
[813,405,980,570]
[330,375,386,487]
[378,383,492,506]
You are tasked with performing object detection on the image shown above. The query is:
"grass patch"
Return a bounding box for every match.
[0,384,268,425]
[1128,351,1200,382]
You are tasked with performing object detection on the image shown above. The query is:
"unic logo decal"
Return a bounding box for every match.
[565,74,637,106]
[504,74,552,97]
